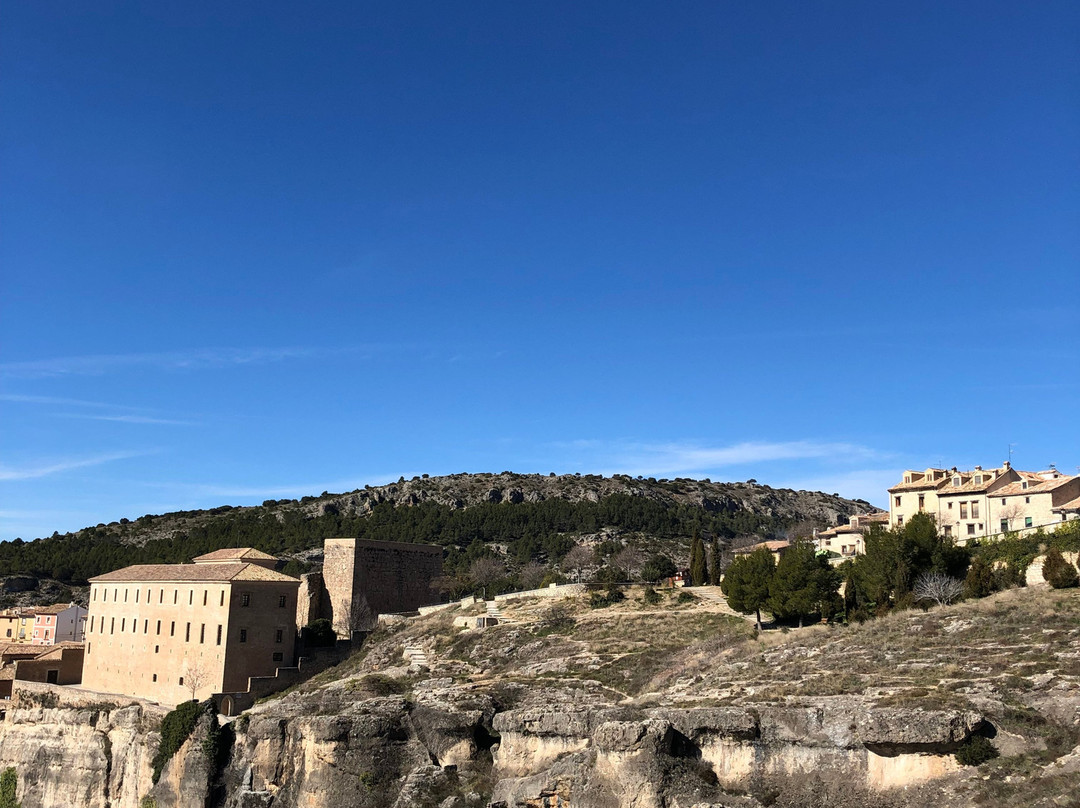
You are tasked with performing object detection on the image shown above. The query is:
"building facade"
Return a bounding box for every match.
[814,512,889,560]
[30,603,87,645]
[0,610,35,644]
[82,552,299,706]
[889,462,1079,543]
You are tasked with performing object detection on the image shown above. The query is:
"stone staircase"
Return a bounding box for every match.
[683,586,767,624]
[403,646,429,667]
[485,600,513,624]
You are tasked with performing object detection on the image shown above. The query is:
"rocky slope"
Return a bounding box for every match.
[2,585,1079,807]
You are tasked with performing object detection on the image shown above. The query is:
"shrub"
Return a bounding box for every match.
[0,767,19,808]
[677,590,697,604]
[642,588,662,605]
[954,735,999,766]
[304,618,337,647]
[152,700,204,783]
[589,586,626,609]
[1042,548,1079,589]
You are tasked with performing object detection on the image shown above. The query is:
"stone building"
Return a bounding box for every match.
[315,538,443,637]
[82,552,300,706]
[813,512,889,561]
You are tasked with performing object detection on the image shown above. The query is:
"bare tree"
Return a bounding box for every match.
[469,557,506,596]
[912,572,964,607]
[182,658,209,702]
[561,545,595,583]
[999,502,1023,533]
[337,595,374,638]
[785,520,822,542]
[519,560,548,590]
[611,547,645,582]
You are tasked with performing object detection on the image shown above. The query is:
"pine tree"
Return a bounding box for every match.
[720,547,775,631]
[0,767,20,808]
[768,542,840,627]
[689,530,707,586]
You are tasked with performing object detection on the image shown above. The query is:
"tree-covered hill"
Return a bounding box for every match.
[0,472,876,587]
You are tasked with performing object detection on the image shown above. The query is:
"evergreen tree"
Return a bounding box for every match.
[689,530,707,586]
[964,556,997,599]
[720,547,775,631]
[709,535,723,585]
[768,542,840,627]
[1042,548,1079,589]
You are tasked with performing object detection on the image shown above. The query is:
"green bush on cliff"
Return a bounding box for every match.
[152,700,204,783]
[954,735,999,766]
[0,767,20,808]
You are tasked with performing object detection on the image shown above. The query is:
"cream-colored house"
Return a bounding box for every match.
[82,549,299,706]
[814,512,889,561]
[889,462,1078,543]
[30,603,87,646]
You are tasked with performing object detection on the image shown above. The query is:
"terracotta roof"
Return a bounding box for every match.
[1053,495,1080,513]
[32,603,78,615]
[0,644,38,658]
[888,478,950,493]
[192,547,278,563]
[30,644,81,661]
[993,475,1077,498]
[90,562,299,584]
[735,540,791,554]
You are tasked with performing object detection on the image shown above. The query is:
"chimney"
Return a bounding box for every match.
[1003,460,1011,469]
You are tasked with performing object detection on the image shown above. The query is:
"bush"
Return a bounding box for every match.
[152,700,204,783]
[589,585,626,609]
[0,767,19,808]
[677,590,697,604]
[1042,548,1079,589]
[954,735,999,766]
[304,618,337,647]
[642,587,662,605]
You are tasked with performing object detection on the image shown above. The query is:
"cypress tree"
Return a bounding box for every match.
[709,536,723,585]
[689,530,707,586]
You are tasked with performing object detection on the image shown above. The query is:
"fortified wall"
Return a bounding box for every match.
[304,538,443,636]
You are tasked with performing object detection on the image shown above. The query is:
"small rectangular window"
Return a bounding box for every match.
[239,629,248,643]
[124,589,128,602]
[89,616,95,633]
[144,619,148,634]
[216,625,222,645]
[967,524,976,535]
[1025,517,1033,528]
[272,652,283,662]
[170,621,175,637]
[200,624,205,644]
[159,589,164,604]
[152,674,157,682]
[220,591,225,607]
[275,629,283,643]
[189,590,193,606]
[894,496,901,507]
[185,622,191,642]
[121,618,126,632]
[1001,520,1009,532]
[156,620,161,635]
[203,590,208,606]
[154,645,159,653]
[178,676,184,686]
[278,595,287,608]
[135,589,139,603]
[972,501,980,518]
[110,617,115,634]
[173,590,178,604]
[241,593,251,607]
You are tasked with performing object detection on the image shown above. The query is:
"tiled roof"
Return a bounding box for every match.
[994,475,1077,498]
[32,603,77,615]
[192,547,278,563]
[1053,495,1080,512]
[90,562,299,584]
[888,478,950,493]
[735,540,791,554]
[0,644,39,657]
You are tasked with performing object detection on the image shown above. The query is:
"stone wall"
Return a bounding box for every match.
[323,538,443,635]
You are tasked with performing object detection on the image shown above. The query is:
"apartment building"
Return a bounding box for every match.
[0,609,36,644]
[30,603,87,645]
[82,550,300,706]
[889,462,1078,543]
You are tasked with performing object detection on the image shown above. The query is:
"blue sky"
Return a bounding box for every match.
[2,1,1078,541]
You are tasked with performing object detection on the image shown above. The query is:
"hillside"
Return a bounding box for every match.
[0,472,874,595]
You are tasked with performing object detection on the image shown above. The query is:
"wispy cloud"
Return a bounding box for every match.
[0,451,149,481]
[559,439,882,478]
[55,414,197,426]
[0,347,314,379]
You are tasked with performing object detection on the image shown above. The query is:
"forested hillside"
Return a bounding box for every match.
[0,472,875,588]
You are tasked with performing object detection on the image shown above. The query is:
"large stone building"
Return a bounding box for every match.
[888,462,1079,543]
[82,549,300,706]
[316,538,443,637]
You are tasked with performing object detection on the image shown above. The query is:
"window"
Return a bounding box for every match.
[216,625,222,645]
[135,588,139,603]
[239,629,248,643]
[93,589,98,602]
[203,590,208,606]
[971,502,980,518]
[1001,520,1009,532]
[960,503,969,519]
[200,624,205,644]
[894,496,901,507]
[178,677,184,687]
[152,674,157,682]
[278,595,287,608]
[121,618,126,632]
[272,652,283,662]
[1025,517,1033,528]
[144,619,148,634]
[173,590,178,604]
[189,590,193,606]
[159,589,164,604]
[944,525,952,537]
[967,524,976,535]
[89,616,95,633]
[1025,497,1030,504]
[170,621,175,637]
[918,495,925,510]
[275,629,283,643]
[110,617,115,634]
[241,593,251,607]
[185,622,191,642]
[156,620,161,635]
[4,629,9,638]
[896,515,904,526]
[1001,498,1006,506]
[947,502,953,509]
[1022,481,1029,490]
[124,589,128,602]
[154,645,159,653]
